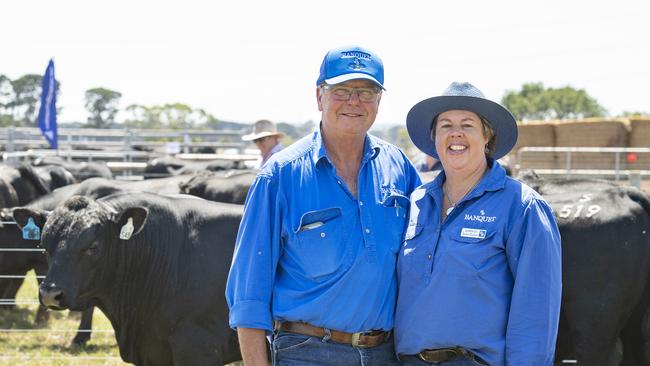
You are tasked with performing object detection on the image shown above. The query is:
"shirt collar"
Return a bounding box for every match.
[310,123,381,169]
[425,158,507,198]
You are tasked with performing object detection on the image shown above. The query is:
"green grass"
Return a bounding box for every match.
[0,271,243,365]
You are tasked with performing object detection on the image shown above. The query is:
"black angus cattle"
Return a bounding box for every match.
[0,174,196,345]
[178,170,257,204]
[143,156,244,178]
[33,156,114,181]
[25,192,242,365]
[518,174,650,366]
[0,162,76,207]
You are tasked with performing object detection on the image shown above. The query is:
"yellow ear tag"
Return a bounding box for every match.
[119,217,134,240]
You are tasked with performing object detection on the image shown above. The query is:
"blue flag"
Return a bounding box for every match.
[37,59,58,149]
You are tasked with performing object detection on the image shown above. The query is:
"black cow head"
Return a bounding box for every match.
[34,196,148,311]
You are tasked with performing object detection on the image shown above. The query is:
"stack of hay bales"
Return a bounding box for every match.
[512,121,556,169]
[553,118,629,170]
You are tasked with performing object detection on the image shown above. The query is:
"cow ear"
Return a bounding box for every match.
[12,208,49,241]
[12,208,49,230]
[115,207,148,240]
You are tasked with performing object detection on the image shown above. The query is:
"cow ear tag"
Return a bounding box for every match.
[119,217,134,240]
[22,217,41,240]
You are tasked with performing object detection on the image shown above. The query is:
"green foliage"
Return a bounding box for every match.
[0,114,15,127]
[11,74,43,125]
[85,87,122,128]
[501,82,607,121]
[0,73,62,127]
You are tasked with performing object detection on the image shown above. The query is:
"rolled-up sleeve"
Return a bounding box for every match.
[505,198,562,365]
[226,174,284,331]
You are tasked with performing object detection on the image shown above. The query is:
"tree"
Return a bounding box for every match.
[10,74,44,126]
[85,87,122,128]
[501,82,606,121]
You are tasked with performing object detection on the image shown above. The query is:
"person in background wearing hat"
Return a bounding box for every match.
[226,45,421,366]
[242,119,285,168]
[395,82,561,366]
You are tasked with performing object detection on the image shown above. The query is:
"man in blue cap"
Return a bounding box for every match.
[226,45,421,365]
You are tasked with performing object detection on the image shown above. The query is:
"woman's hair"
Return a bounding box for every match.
[430,112,497,157]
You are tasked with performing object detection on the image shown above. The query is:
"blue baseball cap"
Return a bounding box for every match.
[316,45,385,89]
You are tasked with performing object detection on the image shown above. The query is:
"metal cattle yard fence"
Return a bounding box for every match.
[1,127,249,154]
[1,127,259,179]
[515,146,650,189]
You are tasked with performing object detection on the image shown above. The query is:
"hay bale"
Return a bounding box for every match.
[629,118,650,147]
[554,119,629,169]
[555,120,628,147]
[515,122,555,148]
[510,122,557,170]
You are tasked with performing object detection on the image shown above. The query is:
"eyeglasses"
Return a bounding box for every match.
[322,85,381,103]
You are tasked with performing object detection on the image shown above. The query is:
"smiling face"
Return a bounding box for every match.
[317,79,382,138]
[434,109,491,174]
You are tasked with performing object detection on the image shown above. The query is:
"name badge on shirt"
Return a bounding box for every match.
[460,228,487,239]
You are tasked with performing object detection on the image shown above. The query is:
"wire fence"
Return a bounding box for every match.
[0,244,116,365]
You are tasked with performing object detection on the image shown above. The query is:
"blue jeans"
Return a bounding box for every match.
[272,330,400,366]
[399,354,487,366]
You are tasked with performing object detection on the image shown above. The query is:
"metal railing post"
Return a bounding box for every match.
[615,151,621,182]
[7,127,15,153]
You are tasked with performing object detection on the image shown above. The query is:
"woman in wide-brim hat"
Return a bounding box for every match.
[394,82,562,366]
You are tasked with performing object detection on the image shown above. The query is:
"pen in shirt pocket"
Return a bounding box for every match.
[299,221,324,232]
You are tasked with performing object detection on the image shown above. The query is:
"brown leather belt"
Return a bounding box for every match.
[274,321,390,348]
[418,347,487,365]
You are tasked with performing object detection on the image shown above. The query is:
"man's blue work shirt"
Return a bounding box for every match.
[226,130,421,333]
[395,161,562,366]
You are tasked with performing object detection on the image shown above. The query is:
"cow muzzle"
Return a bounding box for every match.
[39,283,67,310]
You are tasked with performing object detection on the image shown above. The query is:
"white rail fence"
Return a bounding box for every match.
[516,146,650,186]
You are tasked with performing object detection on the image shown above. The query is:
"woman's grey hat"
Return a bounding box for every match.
[406,82,518,160]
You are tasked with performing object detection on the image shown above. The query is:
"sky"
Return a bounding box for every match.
[2,0,649,127]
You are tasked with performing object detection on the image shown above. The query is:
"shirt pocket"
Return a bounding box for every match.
[294,207,348,280]
[380,193,411,253]
[445,224,499,275]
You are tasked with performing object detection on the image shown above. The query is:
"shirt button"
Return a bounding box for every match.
[337,180,342,185]
[359,201,364,206]
[320,232,326,238]
[427,254,432,260]
[365,228,370,234]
